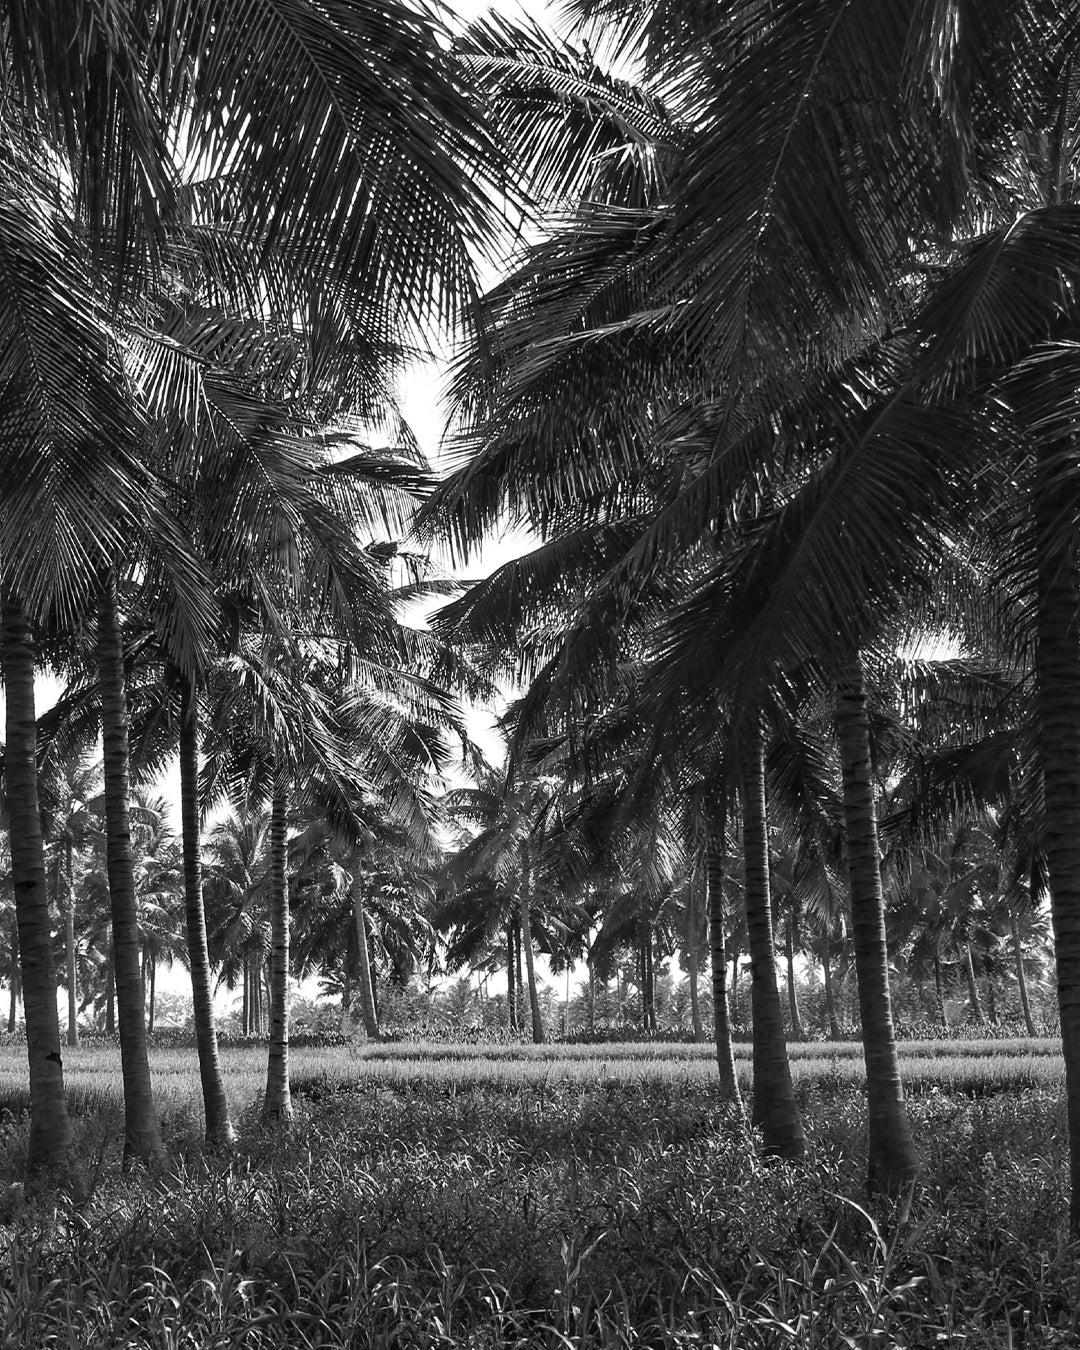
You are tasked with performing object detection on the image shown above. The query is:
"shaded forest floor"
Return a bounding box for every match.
[0,1042,1075,1347]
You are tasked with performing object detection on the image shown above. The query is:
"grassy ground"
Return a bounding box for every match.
[0,1040,1074,1347]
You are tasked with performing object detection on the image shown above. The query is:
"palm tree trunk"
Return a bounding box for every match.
[178,674,234,1148]
[147,960,156,1034]
[741,717,804,1157]
[98,571,165,1169]
[506,921,518,1031]
[686,878,704,1041]
[836,652,917,1197]
[352,864,380,1038]
[242,955,249,1036]
[964,943,986,1025]
[1033,443,1080,1235]
[1,589,72,1175]
[785,913,803,1039]
[1012,915,1037,1037]
[520,847,545,1044]
[728,930,740,1024]
[706,836,743,1112]
[65,844,78,1048]
[822,938,841,1040]
[264,783,292,1120]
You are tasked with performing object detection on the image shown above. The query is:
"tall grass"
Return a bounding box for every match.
[0,1041,1073,1346]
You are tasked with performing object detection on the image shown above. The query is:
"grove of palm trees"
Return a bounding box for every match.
[1,0,1079,1343]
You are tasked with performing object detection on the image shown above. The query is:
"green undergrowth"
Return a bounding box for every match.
[0,1049,1075,1347]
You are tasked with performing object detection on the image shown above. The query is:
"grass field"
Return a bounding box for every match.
[0,1036,1062,1119]
[0,1038,1074,1347]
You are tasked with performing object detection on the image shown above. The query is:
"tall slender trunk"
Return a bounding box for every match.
[515,918,524,1025]
[964,943,986,1025]
[728,930,740,1024]
[178,674,234,1147]
[520,845,545,1044]
[241,955,249,1036]
[687,890,704,1043]
[147,960,156,1034]
[785,913,803,1039]
[1012,915,1038,1037]
[65,844,78,1048]
[264,783,292,1120]
[1033,418,1080,1236]
[822,937,841,1040]
[1,589,72,1175]
[836,652,917,1196]
[506,921,518,1031]
[706,835,743,1112]
[352,862,379,1038]
[641,920,657,1033]
[98,572,165,1168]
[741,718,804,1157]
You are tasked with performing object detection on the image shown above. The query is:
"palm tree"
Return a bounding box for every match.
[441,766,565,1044]
[39,753,103,1049]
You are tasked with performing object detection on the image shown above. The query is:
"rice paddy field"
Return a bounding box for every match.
[0,1037,1075,1347]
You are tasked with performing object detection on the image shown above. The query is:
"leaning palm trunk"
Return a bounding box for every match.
[1,590,72,1176]
[1033,448,1080,1237]
[835,652,917,1197]
[1011,915,1037,1037]
[741,718,804,1157]
[352,863,380,1038]
[519,845,545,1044]
[706,835,744,1113]
[97,572,165,1168]
[178,674,235,1149]
[263,783,292,1120]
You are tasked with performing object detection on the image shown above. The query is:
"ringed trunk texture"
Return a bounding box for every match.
[836,652,918,1197]
[263,783,292,1120]
[1033,448,1080,1236]
[706,837,744,1112]
[1012,916,1038,1037]
[352,864,380,1038]
[97,573,165,1168]
[2,590,72,1175]
[520,847,545,1044]
[179,676,235,1149]
[740,719,804,1158]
